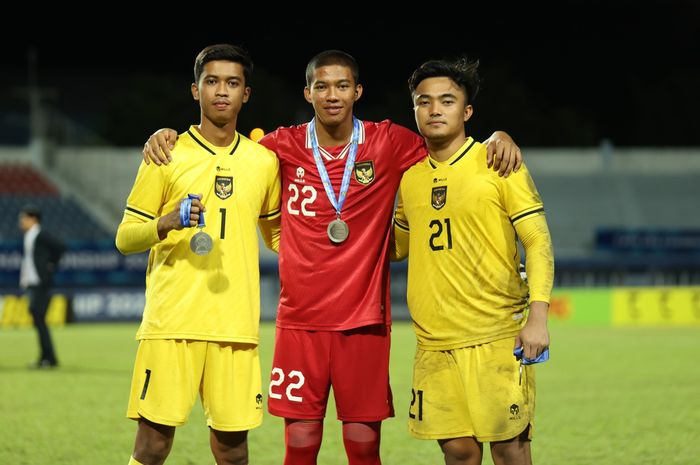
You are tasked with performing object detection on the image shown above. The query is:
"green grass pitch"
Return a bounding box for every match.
[1,322,698,464]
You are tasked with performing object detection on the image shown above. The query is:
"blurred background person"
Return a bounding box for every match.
[18,204,65,368]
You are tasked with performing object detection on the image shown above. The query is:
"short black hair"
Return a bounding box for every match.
[20,204,41,222]
[305,50,359,87]
[194,44,253,86]
[408,58,481,105]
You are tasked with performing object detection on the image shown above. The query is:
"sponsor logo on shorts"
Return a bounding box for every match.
[509,403,521,420]
[255,393,263,409]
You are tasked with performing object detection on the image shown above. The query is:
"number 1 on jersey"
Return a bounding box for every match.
[219,208,227,239]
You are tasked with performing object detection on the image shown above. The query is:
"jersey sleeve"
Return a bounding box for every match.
[258,130,278,154]
[388,122,428,173]
[501,163,553,303]
[515,214,554,304]
[258,151,282,253]
[115,160,169,254]
[391,181,410,261]
[500,162,545,225]
[115,218,160,254]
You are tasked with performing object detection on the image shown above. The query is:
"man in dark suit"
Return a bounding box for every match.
[18,205,65,368]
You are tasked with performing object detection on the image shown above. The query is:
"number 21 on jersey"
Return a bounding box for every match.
[429,218,452,251]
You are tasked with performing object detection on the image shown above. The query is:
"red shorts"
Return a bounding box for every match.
[268,325,394,422]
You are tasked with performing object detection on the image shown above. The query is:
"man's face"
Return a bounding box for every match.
[304,65,362,130]
[413,76,472,144]
[18,213,34,233]
[192,60,251,127]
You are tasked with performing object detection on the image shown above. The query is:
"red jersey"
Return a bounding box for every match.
[260,119,426,330]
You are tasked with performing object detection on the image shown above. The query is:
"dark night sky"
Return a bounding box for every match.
[4,1,699,147]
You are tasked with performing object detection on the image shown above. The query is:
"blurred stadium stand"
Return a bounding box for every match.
[527,148,700,286]
[0,162,112,242]
[1,143,699,322]
[0,163,59,196]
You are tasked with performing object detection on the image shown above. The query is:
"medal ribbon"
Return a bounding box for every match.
[309,117,360,218]
[179,193,205,228]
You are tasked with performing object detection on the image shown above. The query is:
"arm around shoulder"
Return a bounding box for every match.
[143,128,179,165]
[483,130,523,176]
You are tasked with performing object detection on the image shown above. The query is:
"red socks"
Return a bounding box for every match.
[283,419,382,465]
[284,419,323,465]
[342,422,382,465]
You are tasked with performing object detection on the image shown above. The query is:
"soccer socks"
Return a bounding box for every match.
[342,421,382,465]
[128,457,145,465]
[284,419,323,465]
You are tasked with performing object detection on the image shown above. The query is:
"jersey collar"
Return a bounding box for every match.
[428,137,476,168]
[187,125,241,156]
[304,119,366,160]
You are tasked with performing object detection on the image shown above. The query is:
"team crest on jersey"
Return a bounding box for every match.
[215,176,233,199]
[354,161,375,185]
[431,186,447,210]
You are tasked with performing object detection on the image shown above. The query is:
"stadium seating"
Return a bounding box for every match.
[0,164,110,242]
[536,174,698,257]
[535,173,700,285]
[0,163,59,195]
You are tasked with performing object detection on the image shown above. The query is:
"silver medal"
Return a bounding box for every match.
[190,230,213,255]
[327,219,349,244]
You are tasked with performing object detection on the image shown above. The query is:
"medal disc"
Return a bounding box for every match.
[327,219,349,244]
[190,231,213,255]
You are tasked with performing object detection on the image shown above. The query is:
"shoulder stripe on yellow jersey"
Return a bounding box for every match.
[394,218,410,232]
[187,130,215,155]
[259,209,281,219]
[125,206,155,220]
[511,207,545,223]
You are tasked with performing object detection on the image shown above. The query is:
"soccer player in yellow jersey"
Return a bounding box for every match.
[392,58,554,465]
[115,44,281,465]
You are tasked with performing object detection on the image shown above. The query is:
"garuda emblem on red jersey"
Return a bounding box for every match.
[215,176,233,199]
[354,161,375,185]
[431,186,447,210]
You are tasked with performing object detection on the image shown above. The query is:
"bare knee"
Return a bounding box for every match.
[210,429,249,465]
[438,437,482,465]
[133,418,175,465]
[490,429,531,465]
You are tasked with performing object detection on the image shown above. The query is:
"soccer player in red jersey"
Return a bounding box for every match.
[143,50,522,465]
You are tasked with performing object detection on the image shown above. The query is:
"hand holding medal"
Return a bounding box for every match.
[179,194,212,255]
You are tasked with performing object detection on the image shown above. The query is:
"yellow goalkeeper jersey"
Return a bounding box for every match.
[394,137,545,350]
[119,127,281,343]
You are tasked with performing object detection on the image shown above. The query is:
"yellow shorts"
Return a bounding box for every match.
[127,339,263,431]
[408,337,535,442]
